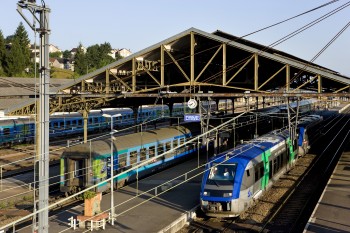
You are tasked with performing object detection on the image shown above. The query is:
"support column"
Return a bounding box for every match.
[223,43,226,86]
[190,32,195,86]
[83,110,88,143]
[317,75,322,93]
[254,53,259,91]
[263,97,266,108]
[286,64,290,92]
[318,74,322,109]
[106,69,110,94]
[132,57,136,92]
[231,98,235,114]
[132,106,139,133]
[161,45,165,87]
[168,103,174,126]
[255,97,259,110]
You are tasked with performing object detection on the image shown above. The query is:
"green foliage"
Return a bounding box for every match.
[50,51,62,58]
[51,66,76,79]
[14,22,31,67]
[7,200,15,208]
[0,30,5,74]
[62,50,71,59]
[83,190,97,200]
[22,195,33,201]
[3,38,26,76]
[1,23,31,77]
[74,42,116,76]
[74,43,88,75]
[0,24,119,78]
[0,202,6,209]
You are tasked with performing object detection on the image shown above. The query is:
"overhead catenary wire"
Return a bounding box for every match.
[114,1,343,95]
[162,1,350,94]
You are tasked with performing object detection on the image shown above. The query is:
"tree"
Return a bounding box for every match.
[0,30,6,75]
[13,22,31,67]
[62,50,71,59]
[85,42,115,72]
[98,42,115,67]
[50,51,62,58]
[74,43,88,75]
[3,38,25,76]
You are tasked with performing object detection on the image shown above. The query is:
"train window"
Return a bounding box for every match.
[53,122,59,128]
[254,168,259,182]
[246,170,250,177]
[129,151,138,165]
[278,155,281,171]
[78,119,83,125]
[3,128,10,135]
[207,163,237,182]
[273,159,278,174]
[118,153,127,169]
[66,121,71,127]
[260,164,264,178]
[149,146,155,159]
[180,138,185,145]
[165,142,172,159]
[88,118,93,124]
[255,162,263,182]
[173,139,178,148]
[165,142,171,151]
[269,161,273,179]
[140,148,146,161]
[157,143,164,156]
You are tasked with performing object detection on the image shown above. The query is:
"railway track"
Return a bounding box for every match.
[261,112,350,233]
[184,110,350,233]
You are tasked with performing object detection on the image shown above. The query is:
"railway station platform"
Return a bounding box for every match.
[304,149,350,233]
[15,157,204,233]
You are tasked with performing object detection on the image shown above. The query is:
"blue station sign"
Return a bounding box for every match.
[184,114,201,122]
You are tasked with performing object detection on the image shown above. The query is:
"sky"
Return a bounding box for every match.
[1,0,349,76]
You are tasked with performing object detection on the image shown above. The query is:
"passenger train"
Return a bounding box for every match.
[296,114,323,156]
[0,98,317,148]
[0,104,191,147]
[199,115,323,217]
[60,123,201,194]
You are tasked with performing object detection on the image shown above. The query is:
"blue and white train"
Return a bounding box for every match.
[296,114,323,156]
[60,123,201,194]
[199,115,323,217]
[0,104,189,147]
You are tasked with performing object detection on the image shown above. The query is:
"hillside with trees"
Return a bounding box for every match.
[0,23,123,78]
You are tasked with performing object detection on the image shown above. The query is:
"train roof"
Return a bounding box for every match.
[297,115,323,128]
[114,125,191,151]
[210,130,289,167]
[61,125,193,158]
[279,98,317,110]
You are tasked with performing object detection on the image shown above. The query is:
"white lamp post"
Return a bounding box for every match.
[102,113,121,226]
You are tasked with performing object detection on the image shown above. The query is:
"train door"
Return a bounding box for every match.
[69,159,85,189]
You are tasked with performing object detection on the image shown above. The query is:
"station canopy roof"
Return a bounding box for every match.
[3,27,350,115]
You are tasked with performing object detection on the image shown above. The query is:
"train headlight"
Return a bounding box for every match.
[203,191,209,196]
[201,200,208,206]
[223,192,232,197]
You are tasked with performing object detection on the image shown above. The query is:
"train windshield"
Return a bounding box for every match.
[207,163,237,183]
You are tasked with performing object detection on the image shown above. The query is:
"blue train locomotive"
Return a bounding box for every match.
[296,114,323,156]
[200,115,322,217]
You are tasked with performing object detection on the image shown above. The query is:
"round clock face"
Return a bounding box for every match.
[187,99,198,109]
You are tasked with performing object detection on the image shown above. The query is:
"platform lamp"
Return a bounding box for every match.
[102,113,121,225]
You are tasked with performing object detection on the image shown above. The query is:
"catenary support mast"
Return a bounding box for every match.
[17,1,51,232]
